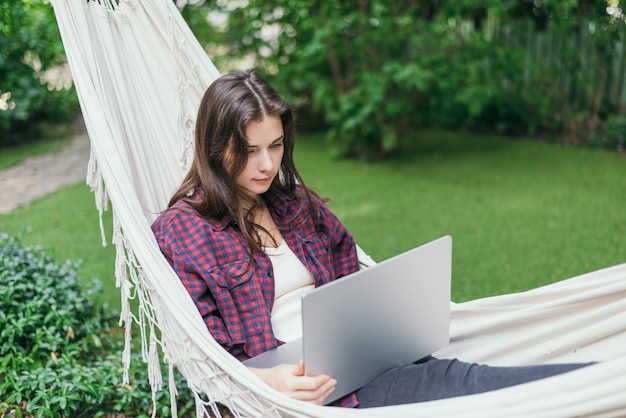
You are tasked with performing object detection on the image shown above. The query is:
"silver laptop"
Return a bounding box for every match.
[244,235,452,404]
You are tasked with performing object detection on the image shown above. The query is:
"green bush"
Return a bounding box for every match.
[0,233,193,417]
[0,0,79,145]
[590,114,626,152]
[190,0,624,159]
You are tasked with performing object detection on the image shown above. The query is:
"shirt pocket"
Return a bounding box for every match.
[210,260,265,345]
[301,232,333,283]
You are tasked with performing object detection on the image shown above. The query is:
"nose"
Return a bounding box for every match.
[257,149,274,172]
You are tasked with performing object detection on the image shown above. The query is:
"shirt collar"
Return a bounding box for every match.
[185,187,302,229]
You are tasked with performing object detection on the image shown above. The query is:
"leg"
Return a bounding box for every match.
[355,356,592,408]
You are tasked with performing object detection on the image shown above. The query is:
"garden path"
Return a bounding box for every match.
[0,116,90,214]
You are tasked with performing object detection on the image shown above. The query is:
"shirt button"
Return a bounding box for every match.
[267,268,273,278]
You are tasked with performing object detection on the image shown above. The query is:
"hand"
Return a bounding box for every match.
[249,359,336,405]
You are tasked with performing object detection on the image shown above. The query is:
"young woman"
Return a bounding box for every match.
[151,70,589,408]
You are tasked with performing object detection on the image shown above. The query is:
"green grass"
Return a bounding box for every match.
[0,183,117,307]
[0,122,74,170]
[297,130,626,301]
[1,129,624,307]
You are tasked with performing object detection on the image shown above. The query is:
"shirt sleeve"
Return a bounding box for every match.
[152,209,246,358]
[311,196,361,279]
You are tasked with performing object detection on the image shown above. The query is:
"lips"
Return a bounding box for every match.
[254,176,273,183]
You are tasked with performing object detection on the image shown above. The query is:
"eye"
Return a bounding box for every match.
[271,141,284,149]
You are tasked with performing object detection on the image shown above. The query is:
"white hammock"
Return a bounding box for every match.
[50,1,626,416]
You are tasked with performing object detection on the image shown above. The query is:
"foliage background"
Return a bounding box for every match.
[184,0,626,159]
[0,0,79,146]
[0,233,195,416]
[2,1,624,157]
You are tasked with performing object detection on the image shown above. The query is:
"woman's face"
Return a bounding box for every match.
[236,115,285,199]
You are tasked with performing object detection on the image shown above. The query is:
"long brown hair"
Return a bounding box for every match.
[169,70,318,252]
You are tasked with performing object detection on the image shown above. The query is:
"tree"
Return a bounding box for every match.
[209,0,441,159]
[0,0,78,144]
[182,0,626,157]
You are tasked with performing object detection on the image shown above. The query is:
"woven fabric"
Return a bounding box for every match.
[50,1,626,416]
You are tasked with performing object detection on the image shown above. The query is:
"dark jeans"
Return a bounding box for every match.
[355,356,591,408]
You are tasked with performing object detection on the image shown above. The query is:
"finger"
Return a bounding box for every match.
[292,373,332,392]
[295,359,305,376]
[293,377,337,404]
[295,376,336,399]
[319,379,337,404]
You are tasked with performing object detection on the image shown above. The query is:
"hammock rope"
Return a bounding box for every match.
[51,0,626,416]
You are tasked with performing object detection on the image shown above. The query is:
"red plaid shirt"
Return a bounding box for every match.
[152,188,360,407]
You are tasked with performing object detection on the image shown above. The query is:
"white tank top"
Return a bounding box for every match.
[264,240,314,342]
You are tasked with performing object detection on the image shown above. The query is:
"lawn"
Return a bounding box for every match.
[0,183,118,307]
[0,123,75,170]
[1,129,625,308]
[296,130,626,301]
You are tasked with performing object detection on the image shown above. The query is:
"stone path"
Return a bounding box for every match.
[0,117,90,214]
